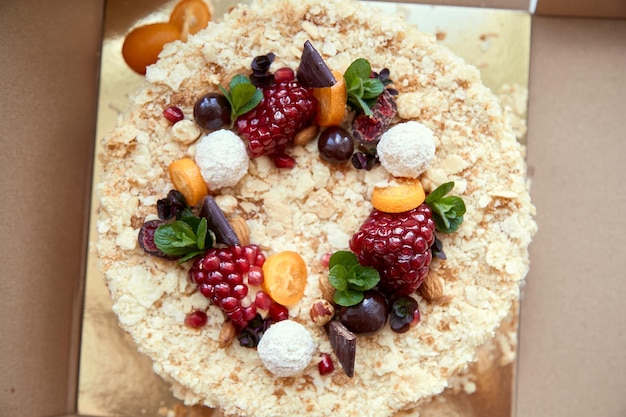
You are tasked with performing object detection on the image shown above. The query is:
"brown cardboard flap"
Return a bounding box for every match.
[536,0,626,18]
[518,15,626,417]
[0,0,104,416]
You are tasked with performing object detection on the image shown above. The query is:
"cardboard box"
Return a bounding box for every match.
[0,0,624,416]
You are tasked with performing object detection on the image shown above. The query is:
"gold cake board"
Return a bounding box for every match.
[79,1,530,415]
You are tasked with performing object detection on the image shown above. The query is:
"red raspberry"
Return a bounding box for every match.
[349,204,435,296]
[236,75,316,166]
[188,245,268,330]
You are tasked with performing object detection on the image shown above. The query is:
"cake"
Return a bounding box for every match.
[95,0,537,416]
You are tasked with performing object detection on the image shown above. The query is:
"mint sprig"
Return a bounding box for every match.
[219,74,263,125]
[425,182,466,234]
[343,58,384,116]
[328,251,380,306]
[154,216,213,263]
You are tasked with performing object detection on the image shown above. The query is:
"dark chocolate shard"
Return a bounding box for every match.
[326,320,357,377]
[199,196,240,246]
[297,40,336,88]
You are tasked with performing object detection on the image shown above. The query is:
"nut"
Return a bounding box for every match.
[318,275,336,303]
[218,320,237,348]
[228,216,250,246]
[418,274,445,304]
[293,125,319,146]
[309,299,335,325]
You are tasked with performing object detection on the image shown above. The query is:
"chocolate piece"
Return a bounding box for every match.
[199,196,240,246]
[297,40,336,88]
[326,320,357,377]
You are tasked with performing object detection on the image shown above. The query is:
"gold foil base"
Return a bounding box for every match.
[79,1,530,416]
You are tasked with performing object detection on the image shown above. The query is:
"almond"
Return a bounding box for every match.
[418,274,445,303]
[228,215,250,246]
[318,275,336,303]
[293,125,319,147]
[218,320,237,348]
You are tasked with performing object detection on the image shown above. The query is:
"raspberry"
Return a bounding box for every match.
[188,245,268,330]
[349,204,435,296]
[236,74,316,166]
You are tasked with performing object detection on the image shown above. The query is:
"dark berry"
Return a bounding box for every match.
[389,296,419,333]
[194,92,231,130]
[350,204,436,296]
[318,126,354,163]
[157,189,188,220]
[138,219,168,257]
[337,290,388,335]
[251,53,275,73]
[236,79,316,165]
[352,89,397,149]
[351,151,378,170]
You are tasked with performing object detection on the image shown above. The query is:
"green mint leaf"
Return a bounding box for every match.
[425,182,455,204]
[329,251,359,270]
[328,264,349,291]
[326,251,380,306]
[196,218,208,250]
[334,289,364,307]
[344,58,383,116]
[178,250,205,264]
[344,58,371,81]
[361,78,384,99]
[425,182,467,233]
[349,266,379,291]
[154,221,198,256]
[219,75,262,124]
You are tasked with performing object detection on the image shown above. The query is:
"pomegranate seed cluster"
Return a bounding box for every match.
[188,245,268,330]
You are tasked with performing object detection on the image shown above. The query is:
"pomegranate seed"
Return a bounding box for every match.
[273,153,296,169]
[221,297,238,312]
[184,310,208,328]
[412,308,421,326]
[318,353,334,375]
[247,265,264,286]
[243,305,257,322]
[232,284,248,299]
[163,106,184,124]
[268,302,289,322]
[274,67,295,82]
[320,252,332,268]
[255,291,273,310]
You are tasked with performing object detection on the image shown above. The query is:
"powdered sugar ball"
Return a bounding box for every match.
[377,121,436,178]
[195,129,249,190]
[257,320,315,377]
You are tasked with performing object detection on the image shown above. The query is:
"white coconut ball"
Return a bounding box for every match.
[257,320,315,377]
[377,121,436,178]
[194,129,249,190]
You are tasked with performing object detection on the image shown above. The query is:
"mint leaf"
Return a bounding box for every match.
[326,251,380,306]
[329,251,359,270]
[154,216,213,262]
[328,264,349,291]
[334,289,364,307]
[154,222,197,255]
[344,58,385,116]
[219,75,262,124]
[424,182,466,233]
[349,266,379,291]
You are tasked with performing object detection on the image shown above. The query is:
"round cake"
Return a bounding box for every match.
[96,0,537,416]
